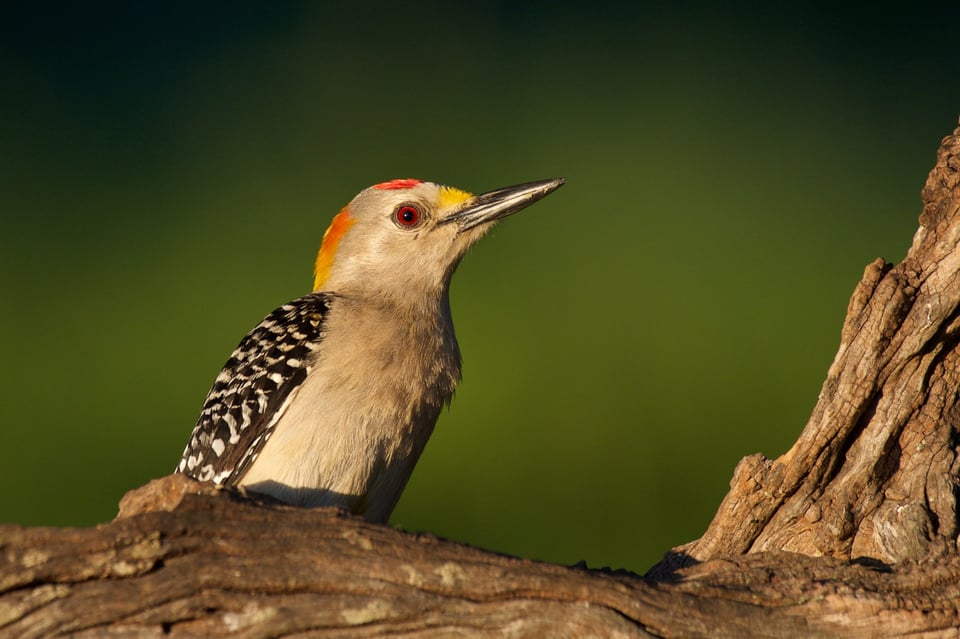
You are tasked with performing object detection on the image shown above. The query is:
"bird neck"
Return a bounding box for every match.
[322,288,462,399]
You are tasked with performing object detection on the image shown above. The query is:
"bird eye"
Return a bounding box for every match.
[394,205,422,228]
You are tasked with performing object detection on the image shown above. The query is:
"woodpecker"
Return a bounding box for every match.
[176,177,564,523]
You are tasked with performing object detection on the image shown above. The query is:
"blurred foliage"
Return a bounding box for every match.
[2,2,959,572]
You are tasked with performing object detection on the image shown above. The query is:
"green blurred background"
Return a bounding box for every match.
[2,2,959,572]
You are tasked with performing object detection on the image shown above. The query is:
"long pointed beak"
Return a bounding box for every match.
[442,178,565,231]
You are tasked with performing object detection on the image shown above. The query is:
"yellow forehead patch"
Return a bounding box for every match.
[439,185,473,209]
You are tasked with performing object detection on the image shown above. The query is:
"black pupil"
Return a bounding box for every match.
[401,208,416,223]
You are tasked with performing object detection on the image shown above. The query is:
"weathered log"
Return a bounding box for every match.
[661,118,960,572]
[2,119,959,638]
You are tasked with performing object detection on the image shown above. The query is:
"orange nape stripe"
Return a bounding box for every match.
[313,208,356,290]
[373,178,423,190]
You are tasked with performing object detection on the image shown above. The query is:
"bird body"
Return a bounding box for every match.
[177,178,564,522]
[237,291,460,521]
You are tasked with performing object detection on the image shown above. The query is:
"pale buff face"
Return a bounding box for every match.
[314,181,477,301]
[313,178,565,307]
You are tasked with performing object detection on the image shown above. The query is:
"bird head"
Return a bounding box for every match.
[313,178,565,304]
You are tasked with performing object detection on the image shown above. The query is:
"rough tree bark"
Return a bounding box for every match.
[3,120,960,638]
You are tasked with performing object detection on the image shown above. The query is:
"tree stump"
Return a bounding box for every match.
[2,119,960,638]
[659,117,960,572]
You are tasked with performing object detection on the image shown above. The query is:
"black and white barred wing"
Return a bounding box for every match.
[177,293,332,486]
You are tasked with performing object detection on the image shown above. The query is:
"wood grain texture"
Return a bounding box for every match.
[663,121,960,573]
[3,475,960,637]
